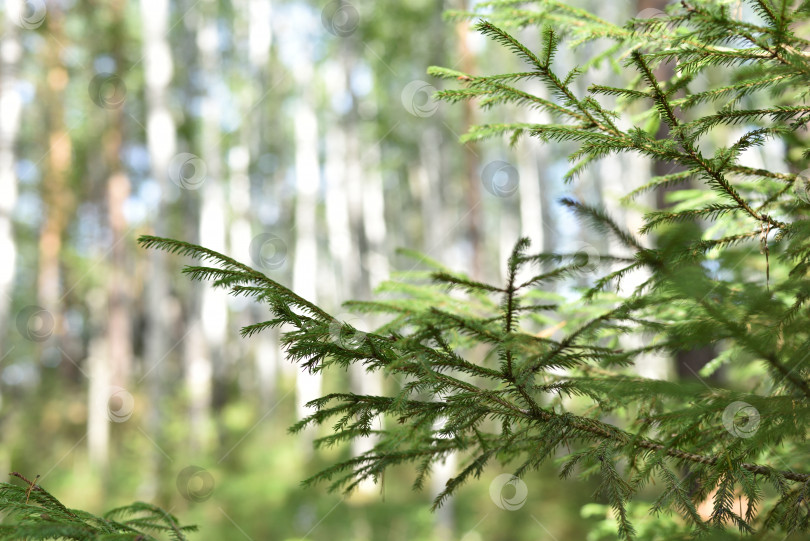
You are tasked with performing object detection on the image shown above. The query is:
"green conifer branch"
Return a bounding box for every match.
[133,1,810,537]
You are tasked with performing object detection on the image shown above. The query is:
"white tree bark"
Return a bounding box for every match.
[417,128,446,258]
[325,121,356,302]
[291,85,322,448]
[139,0,177,496]
[87,334,110,469]
[0,0,22,362]
[234,0,277,406]
[86,286,110,469]
[355,95,388,497]
[0,0,22,472]
[359,100,389,289]
[600,152,671,380]
[517,116,548,252]
[323,59,359,304]
[191,6,228,452]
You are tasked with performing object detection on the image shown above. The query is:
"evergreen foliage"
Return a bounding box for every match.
[0,473,196,540]
[136,0,810,538]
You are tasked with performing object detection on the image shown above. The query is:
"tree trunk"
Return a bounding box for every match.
[455,0,482,279]
[104,0,132,400]
[139,0,177,498]
[325,118,358,304]
[245,0,279,407]
[38,1,73,353]
[291,77,322,452]
[349,65,387,498]
[517,113,547,253]
[0,0,24,478]
[416,128,446,256]
[0,0,22,348]
[89,0,134,474]
[359,103,389,290]
[193,1,228,452]
[637,0,716,381]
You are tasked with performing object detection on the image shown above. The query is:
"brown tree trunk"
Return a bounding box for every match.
[38,2,73,354]
[637,0,717,381]
[104,0,132,392]
[455,0,482,279]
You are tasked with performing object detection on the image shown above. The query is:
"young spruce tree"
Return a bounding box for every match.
[135,0,810,539]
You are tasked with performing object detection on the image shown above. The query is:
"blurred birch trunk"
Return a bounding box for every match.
[232,0,278,407]
[189,2,228,452]
[137,0,177,497]
[0,0,22,353]
[0,0,24,477]
[292,66,321,452]
[88,0,134,473]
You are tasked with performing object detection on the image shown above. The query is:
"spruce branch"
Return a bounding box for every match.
[522,404,810,483]
[141,2,810,537]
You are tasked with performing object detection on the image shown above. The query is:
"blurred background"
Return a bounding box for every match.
[0,0,761,539]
